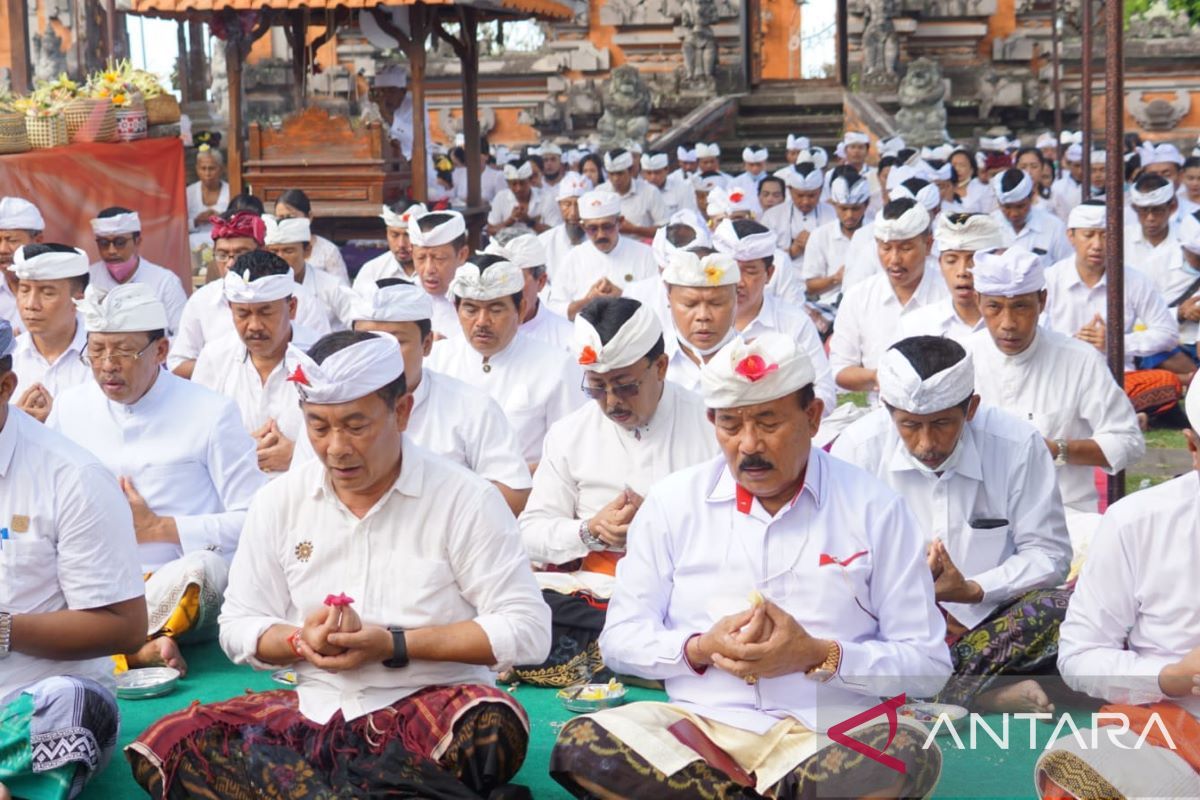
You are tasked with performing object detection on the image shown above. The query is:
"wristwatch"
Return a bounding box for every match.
[382,627,409,669]
[805,640,841,683]
[0,612,11,659]
[578,520,607,552]
[1054,438,1069,466]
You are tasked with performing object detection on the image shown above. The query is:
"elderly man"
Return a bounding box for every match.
[192,251,319,475]
[1044,201,1182,419]
[546,190,658,320]
[0,319,147,800]
[550,332,952,799]
[428,253,582,466]
[538,173,592,287]
[642,150,697,216]
[410,210,472,339]
[9,245,91,423]
[599,149,667,240]
[662,249,740,392]
[833,336,1071,713]
[967,246,1144,569]
[762,159,835,269]
[515,297,716,686]
[263,215,354,332]
[989,169,1072,263]
[901,212,1006,344]
[803,169,870,306]
[487,231,572,350]
[49,284,266,677]
[1034,387,1200,800]
[487,160,547,235]
[351,202,425,294]
[830,199,947,395]
[0,198,45,332]
[126,330,551,798]
[88,207,188,333]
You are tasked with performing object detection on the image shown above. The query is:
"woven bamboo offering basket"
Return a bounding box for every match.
[64,97,117,143]
[25,113,69,149]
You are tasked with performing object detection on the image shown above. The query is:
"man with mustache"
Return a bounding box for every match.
[428,253,582,468]
[534,143,567,226]
[351,201,425,294]
[0,197,46,333]
[550,332,951,799]
[515,297,716,685]
[833,336,1071,713]
[410,210,472,339]
[661,249,740,392]
[538,173,593,288]
[87,207,188,333]
[191,251,319,475]
[546,190,657,321]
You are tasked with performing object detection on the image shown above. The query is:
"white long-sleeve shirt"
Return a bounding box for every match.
[488,187,547,229]
[538,225,586,289]
[519,381,716,567]
[545,237,658,316]
[1057,471,1200,718]
[298,263,356,332]
[352,251,414,295]
[831,406,1071,629]
[218,441,552,724]
[599,449,952,734]
[309,235,349,286]
[520,301,573,352]
[738,294,836,416]
[899,298,986,346]
[49,371,267,571]
[1042,257,1179,371]
[597,180,668,231]
[1140,246,1200,345]
[11,318,90,399]
[967,327,1144,513]
[88,258,188,334]
[1123,225,1180,292]
[802,219,855,305]
[989,207,1072,264]
[760,201,837,269]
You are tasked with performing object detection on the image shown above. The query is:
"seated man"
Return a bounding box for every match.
[352,202,424,293]
[126,331,551,798]
[516,297,716,685]
[88,207,188,334]
[192,251,320,475]
[349,280,532,515]
[551,333,952,799]
[761,159,834,270]
[833,336,1072,712]
[967,246,1144,569]
[49,284,266,676]
[9,244,92,422]
[409,210,472,339]
[0,197,45,332]
[803,169,870,307]
[0,319,146,800]
[1035,387,1200,799]
[263,215,355,332]
[988,169,1072,264]
[427,253,582,467]
[662,249,740,392]
[538,173,592,288]
[487,159,547,236]
[487,231,573,351]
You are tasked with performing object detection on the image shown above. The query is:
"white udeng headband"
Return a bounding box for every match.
[223,269,297,304]
[712,219,775,262]
[263,215,312,245]
[604,151,634,172]
[287,333,405,405]
[1067,203,1107,230]
[783,165,824,192]
[409,211,466,247]
[10,245,89,280]
[448,259,524,301]
[970,246,1046,296]
[829,176,870,205]
[641,152,669,171]
[75,283,169,333]
[662,249,740,288]
[934,214,1004,253]
[1130,182,1177,208]
[699,332,816,409]
[878,347,975,415]
[90,212,141,236]
[503,161,534,181]
[352,281,432,323]
[573,303,663,373]
[994,170,1034,204]
[874,203,931,242]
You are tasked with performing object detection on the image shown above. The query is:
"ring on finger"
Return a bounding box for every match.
[744,674,758,685]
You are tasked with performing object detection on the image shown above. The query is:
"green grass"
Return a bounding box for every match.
[839,391,869,408]
[1126,473,1172,493]
[1144,428,1188,450]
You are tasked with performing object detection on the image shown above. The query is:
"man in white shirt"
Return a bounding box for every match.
[1159,210,1200,365]
[538,173,592,289]
[410,210,472,339]
[550,333,951,799]
[0,319,146,800]
[902,212,1005,345]
[833,336,1071,713]
[488,231,572,351]
[1035,388,1200,800]
[662,249,740,392]
[989,169,1072,263]
[49,284,266,677]
[1044,200,1183,419]
[515,297,716,686]
[88,207,188,333]
[0,198,45,333]
[428,253,583,466]
[730,146,769,200]
[694,142,727,178]
[486,160,548,236]
[1138,141,1186,201]
[669,145,698,185]
[831,199,947,395]
[641,150,697,217]
[127,330,551,798]
[762,159,835,269]
[1049,143,1084,224]
[534,142,566,226]
[546,190,658,320]
[8,245,91,423]
[351,202,424,294]
[192,252,318,475]
[968,246,1144,567]
[599,149,667,239]
[803,170,870,306]
[263,215,355,333]
[1125,174,1182,299]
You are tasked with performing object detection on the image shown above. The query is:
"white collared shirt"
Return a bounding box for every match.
[520,301,573,352]
[537,184,564,227]
[598,180,669,231]
[0,281,19,334]
[519,381,717,567]
[1050,176,1082,224]
[538,225,586,288]
[487,187,546,229]
[309,235,350,287]
[831,406,1070,629]
[1140,246,1200,344]
[989,206,1072,264]
[802,220,856,305]
[427,332,585,462]
[48,371,267,571]
[544,237,659,316]
[0,408,144,700]
[1123,224,1180,297]
[760,201,838,268]
[967,327,1144,513]
[946,179,990,215]
[1058,471,1200,718]
[738,294,836,415]
[658,173,699,217]
[1042,257,1179,371]
[299,263,355,332]
[89,258,189,333]
[11,318,90,399]
[841,226,939,290]
[899,298,986,346]
[352,251,414,295]
[600,449,952,734]
[218,440,552,724]
[186,180,231,234]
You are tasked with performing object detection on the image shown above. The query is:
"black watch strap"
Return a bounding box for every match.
[383,627,409,669]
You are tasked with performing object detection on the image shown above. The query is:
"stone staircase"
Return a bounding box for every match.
[718,83,847,171]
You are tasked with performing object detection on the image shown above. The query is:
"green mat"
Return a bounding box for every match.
[78,641,1052,799]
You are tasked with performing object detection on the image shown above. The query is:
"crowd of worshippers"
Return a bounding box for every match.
[2,124,1200,800]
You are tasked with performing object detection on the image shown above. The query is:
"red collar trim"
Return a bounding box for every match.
[734,479,805,516]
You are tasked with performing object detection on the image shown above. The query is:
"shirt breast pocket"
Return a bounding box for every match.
[0,537,58,608]
[766,553,875,634]
[132,460,210,508]
[958,524,1012,577]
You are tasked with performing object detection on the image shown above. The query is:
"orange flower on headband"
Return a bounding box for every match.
[729,190,744,203]
[286,364,310,386]
[703,264,725,285]
[735,355,778,383]
[578,346,598,365]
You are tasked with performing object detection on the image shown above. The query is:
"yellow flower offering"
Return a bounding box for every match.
[748,589,765,607]
[703,264,724,285]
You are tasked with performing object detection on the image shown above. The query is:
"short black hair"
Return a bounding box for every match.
[97,206,136,218]
[900,176,931,195]
[878,155,899,171]
[375,278,433,339]
[881,197,918,219]
[577,296,665,364]
[685,245,718,258]
[1124,152,1143,183]
[224,193,265,217]
[665,223,698,248]
[307,330,407,405]
[232,250,291,281]
[758,175,785,195]
[1184,156,1200,171]
[452,253,523,311]
[526,154,544,171]
[885,336,973,412]
[19,242,77,258]
[1134,173,1172,194]
[580,153,607,184]
[895,147,918,163]
[999,168,1029,194]
[792,162,818,179]
[415,212,468,251]
[950,148,978,178]
[1015,147,1046,167]
[795,384,816,410]
[830,164,862,183]
[277,189,312,216]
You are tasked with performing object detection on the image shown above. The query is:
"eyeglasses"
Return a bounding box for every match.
[95,237,132,249]
[81,339,157,367]
[583,222,618,236]
[581,375,645,401]
[214,249,255,263]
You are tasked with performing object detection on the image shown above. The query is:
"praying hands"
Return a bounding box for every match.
[927,538,984,605]
[15,382,52,423]
[253,418,295,473]
[1073,313,1106,351]
[297,603,396,673]
[687,601,830,682]
[587,488,644,550]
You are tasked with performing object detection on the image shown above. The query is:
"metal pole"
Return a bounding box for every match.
[1080,0,1093,197]
[1104,0,1126,503]
[1051,0,1062,179]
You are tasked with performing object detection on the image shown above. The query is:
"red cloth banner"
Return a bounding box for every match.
[0,138,191,293]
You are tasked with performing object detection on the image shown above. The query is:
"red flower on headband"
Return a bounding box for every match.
[210,211,266,246]
[578,346,598,366]
[735,355,778,382]
[286,364,310,386]
[729,190,744,203]
[323,593,355,607]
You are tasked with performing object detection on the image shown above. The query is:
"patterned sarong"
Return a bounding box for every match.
[512,589,613,688]
[1124,368,1182,416]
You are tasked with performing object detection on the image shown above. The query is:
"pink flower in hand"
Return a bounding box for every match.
[323,593,355,607]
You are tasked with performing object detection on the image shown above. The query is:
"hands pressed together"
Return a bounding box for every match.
[686,600,830,684]
[587,488,644,550]
[295,602,395,673]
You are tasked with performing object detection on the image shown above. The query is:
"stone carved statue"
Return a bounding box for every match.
[32,28,68,84]
[861,0,899,86]
[894,58,949,146]
[1128,90,1192,131]
[679,0,719,87]
[596,65,651,148]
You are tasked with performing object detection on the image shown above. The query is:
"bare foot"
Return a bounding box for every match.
[1136,412,1149,432]
[975,678,1054,714]
[125,637,188,678]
